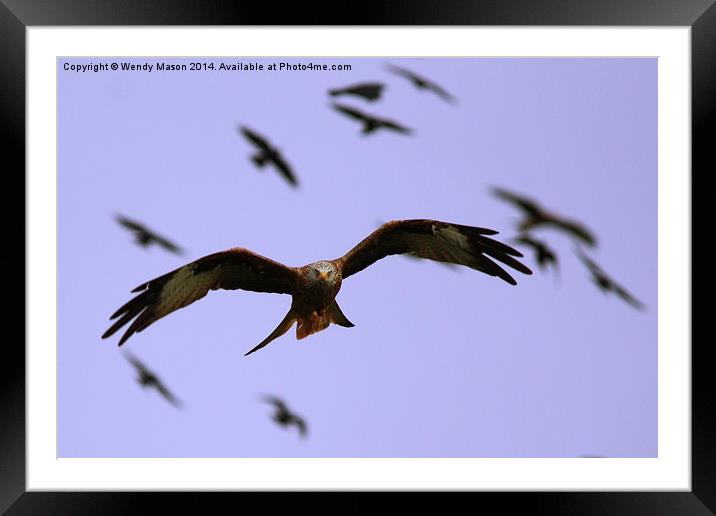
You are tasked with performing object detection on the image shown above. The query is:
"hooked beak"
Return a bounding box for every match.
[318,271,329,282]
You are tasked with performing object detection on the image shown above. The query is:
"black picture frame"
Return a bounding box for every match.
[3,1,710,513]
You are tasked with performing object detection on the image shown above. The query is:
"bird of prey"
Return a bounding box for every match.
[261,395,307,438]
[513,234,559,274]
[576,250,645,310]
[492,187,597,247]
[331,103,413,136]
[115,215,185,255]
[101,219,532,356]
[124,352,182,408]
[329,82,385,102]
[385,63,456,104]
[238,126,298,187]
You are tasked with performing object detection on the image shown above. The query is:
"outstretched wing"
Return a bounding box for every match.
[153,380,183,408]
[386,63,455,103]
[292,415,308,438]
[576,249,601,274]
[545,217,596,247]
[115,215,147,232]
[385,62,420,81]
[239,126,272,151]
[102,248,300,345]
[514,235,541,249]
[125,352,183,407]
[332,103,370,122]
[613,284,645,310]
[151,233,185,255]
[124,351,150,375]
[270,154,299,187]
[261,394,289,412]
[337,220,532,285]
[576,250,644,309]
[116,215,185,253]
[329,82,385,101]
[494,188,596,246]
[491,187,542,217]
[425,82,456,103]
[377,117,413,135]
[514,235,558,272]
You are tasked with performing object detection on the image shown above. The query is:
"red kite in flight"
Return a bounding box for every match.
[102,220,532,355]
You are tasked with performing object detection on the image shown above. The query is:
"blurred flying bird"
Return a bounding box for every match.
[332,103,413,136]
[124,352,183,408]
[239,126,298,187]
[261,395,307,438]
[492,187,597,247]
[576,250,645,310]
[329,82,385,102]
[115,215,185,255]
[102,219,532,355]
[513,234,559,274]
[385,63,456,103]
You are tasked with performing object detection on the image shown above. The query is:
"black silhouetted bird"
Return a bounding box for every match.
[513,234,559,274]
[239,126,298,187]
[115,215,185,255]
[261,395,307,438]
[329,82,385,102]
[124,352,183,408]
[385,63,456,103]
[576,250,645,310]
[332,103,412,136]
[492,187,597,247]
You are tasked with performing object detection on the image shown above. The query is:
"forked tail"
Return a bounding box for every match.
[328,300,355,328]
[244,301,355,356]
[244,309,296,356]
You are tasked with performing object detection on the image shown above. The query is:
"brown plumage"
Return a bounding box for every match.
[102,220,532,355]
[492,187,597,247]
[375,219,458,271]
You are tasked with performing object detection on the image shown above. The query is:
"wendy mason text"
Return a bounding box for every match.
[62,61,352,73]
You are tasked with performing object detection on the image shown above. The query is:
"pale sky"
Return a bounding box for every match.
[58,57,657,457]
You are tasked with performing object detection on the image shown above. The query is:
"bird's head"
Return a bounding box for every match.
[307,261,339,285]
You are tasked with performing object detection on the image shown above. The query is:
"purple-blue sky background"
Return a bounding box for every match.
[58,57,656,457]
